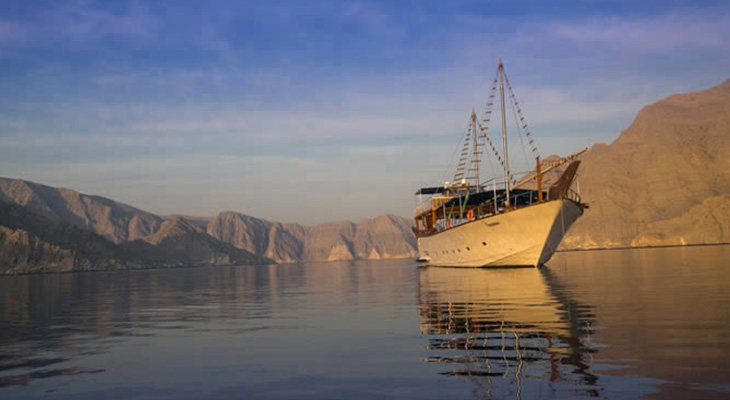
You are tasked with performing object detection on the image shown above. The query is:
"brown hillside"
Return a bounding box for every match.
[0,202,270,274]
[0,178,163,243]
[563,80,730,248]
[207,212,417,262]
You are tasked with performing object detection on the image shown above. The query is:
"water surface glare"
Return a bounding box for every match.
[1,246,729,399]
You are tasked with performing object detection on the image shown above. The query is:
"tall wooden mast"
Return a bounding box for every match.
[499,59,510,207]
[471,108,479,190]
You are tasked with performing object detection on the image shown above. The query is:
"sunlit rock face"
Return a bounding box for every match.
[0,178,418,265]
[207,212,417,263]
[630,195,730,247]
[0,202,270,274]
[0,177,163,244]
[563,80,730,249]
[0,225,76,274]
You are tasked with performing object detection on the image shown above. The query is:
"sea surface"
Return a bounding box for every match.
[1,245,729,400]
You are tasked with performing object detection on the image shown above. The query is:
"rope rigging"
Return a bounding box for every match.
[503,69,539,159]
[448,60,540,193]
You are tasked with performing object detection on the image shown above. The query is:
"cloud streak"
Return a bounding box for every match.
[0,1,158,49]
[550,10,730,54]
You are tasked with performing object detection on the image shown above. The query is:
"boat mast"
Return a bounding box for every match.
[471,108,479,191]
[499,59,510,207]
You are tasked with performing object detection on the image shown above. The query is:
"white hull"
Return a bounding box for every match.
[417,199,583,267]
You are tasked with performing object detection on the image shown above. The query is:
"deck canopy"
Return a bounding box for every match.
[415,186,446,195]
[414,188,548,220]
[441,189,539,208]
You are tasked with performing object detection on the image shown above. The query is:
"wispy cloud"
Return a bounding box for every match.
[0,1,158,49]
[549,10,730,54]
[52,1,158,43]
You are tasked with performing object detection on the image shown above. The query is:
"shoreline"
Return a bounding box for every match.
[558,242,730,253]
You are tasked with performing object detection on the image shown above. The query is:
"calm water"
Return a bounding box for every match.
[1,246,729,400]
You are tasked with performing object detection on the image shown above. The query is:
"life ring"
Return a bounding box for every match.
[466,210,474,221]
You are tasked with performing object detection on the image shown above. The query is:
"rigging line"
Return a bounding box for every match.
[477,119,499,183]
[471,71,501,188]
[453,114,477,182]
[452,64,503,188]
[502,69,540,158]
[502,70,534,185]
[509,91,531,174]
[480,66,501,172]
[442,120,471,185]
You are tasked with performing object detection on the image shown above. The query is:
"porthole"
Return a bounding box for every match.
[457,249,461,253]
[466,247,470,251]
[482,242,487,246]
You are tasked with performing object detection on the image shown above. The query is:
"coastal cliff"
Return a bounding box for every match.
[562,79,730,249]
[0,177,163,244]
[0,180,416,273]
[0,202,271,275]
[207,212,417,263]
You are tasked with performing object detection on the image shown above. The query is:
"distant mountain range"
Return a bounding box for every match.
[0,177,417,274]
[0,201,269,274]
[2,79,729,273]
[206,212,416,263]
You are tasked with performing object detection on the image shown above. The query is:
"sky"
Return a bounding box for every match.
[1,0,729,224]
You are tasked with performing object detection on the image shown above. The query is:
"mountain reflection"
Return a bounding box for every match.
[418,266,599,399]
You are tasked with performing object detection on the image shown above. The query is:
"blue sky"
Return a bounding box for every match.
[1,0,728,223]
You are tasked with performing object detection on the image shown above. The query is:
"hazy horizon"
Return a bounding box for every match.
[1,1,729,224]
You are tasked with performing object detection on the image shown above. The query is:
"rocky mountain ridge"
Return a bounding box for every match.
[0,202,270,274]
[562,79,730,248]
[207,211,417,263]
[0,177,163,244]
[0,178,417,272]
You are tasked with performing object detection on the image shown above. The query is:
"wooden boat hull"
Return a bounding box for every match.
[417,199,583,267]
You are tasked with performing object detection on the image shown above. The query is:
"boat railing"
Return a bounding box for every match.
[564,187,581,203]
[414,184,583,236]
[414,195,455,217]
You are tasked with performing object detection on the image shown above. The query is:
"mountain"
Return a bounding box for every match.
[351,214,419,259]
[163,215,213,230]
[0,178,162,244]
[207,212,417,262]
[121,216,272,268]
[0,202,271,275]
[146,217,206,245]
[0,177,417,269]
[631,195,730,247]
[562,80,730,249]
[0,201,123,274]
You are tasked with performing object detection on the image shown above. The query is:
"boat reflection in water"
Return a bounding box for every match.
[419,266,599,399]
